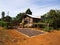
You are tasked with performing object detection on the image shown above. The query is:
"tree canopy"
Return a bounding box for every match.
[1,11,5,20]
[25,8,32,15]
[4,16,12,22]
[16,13,26,23]
[0,9,60,30]
[43,9,60,29]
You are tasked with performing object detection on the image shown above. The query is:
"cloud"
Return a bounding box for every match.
[0,0,60,18]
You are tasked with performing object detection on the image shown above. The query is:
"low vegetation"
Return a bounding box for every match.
[0,9,60,32]
[42,9,60,31]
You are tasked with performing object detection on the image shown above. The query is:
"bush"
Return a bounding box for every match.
[39,24,45,28]
[32,23,46,28]
[43,26,54,32]
[0,21,8,29]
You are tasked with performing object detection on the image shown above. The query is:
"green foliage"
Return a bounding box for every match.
[0,15,12,29]
[0,21,9,29]
[42,9,60,29]
[4,15,12,22]
[16,13,26,23]
[44,26,54,32]
[0,9,60,30]
[39,24,46,28]
[25,8,32,15]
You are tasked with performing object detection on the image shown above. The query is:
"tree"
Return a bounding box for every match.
[25,8,32,15]
[16,13,26,23]
[1,11,5,20]
[4,16,12,22]
[43,9,60,29]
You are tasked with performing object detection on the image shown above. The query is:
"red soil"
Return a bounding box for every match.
[0,27,60,45]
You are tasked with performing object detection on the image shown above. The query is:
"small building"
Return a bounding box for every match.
[20,14,41,28]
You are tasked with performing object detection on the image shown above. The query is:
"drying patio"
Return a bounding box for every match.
[17,28,45,37]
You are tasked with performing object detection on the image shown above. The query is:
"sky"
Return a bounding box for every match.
[0,0,60,18]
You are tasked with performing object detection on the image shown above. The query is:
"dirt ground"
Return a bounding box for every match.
[0,27,60,45]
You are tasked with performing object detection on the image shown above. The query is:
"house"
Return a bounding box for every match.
[20,14,41,28]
